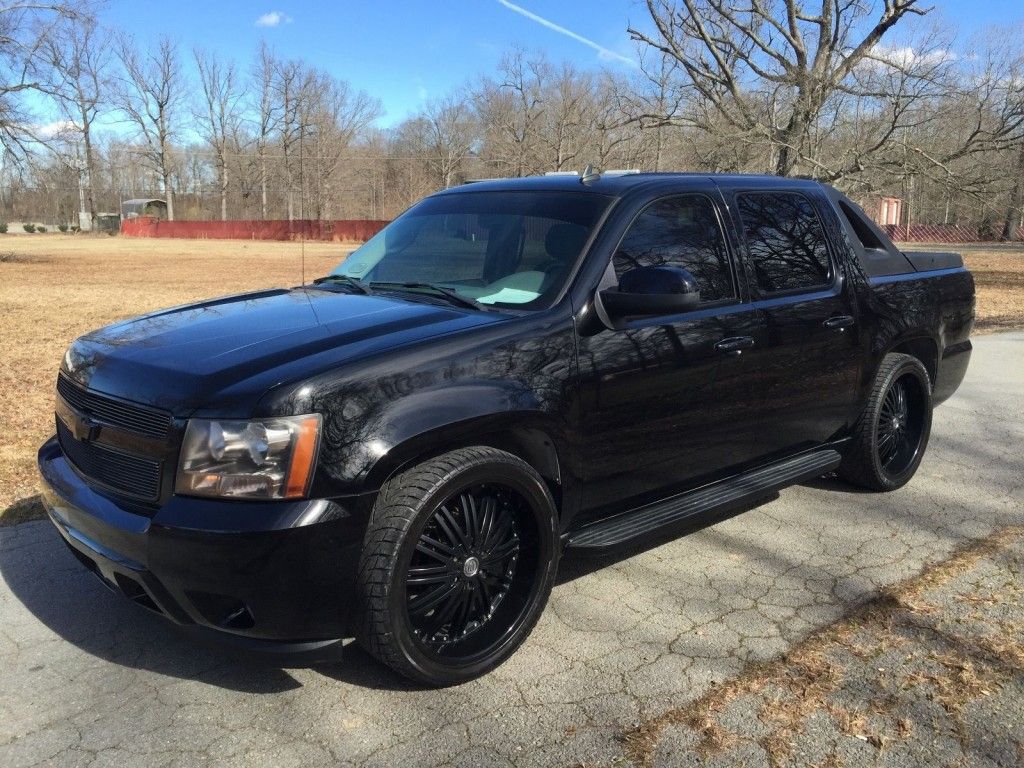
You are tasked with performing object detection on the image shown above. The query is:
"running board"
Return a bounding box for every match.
[566,450,842,553]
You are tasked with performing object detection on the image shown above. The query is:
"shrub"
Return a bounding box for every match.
[58,223,68,233]
[0,222,7,233]
[22,223,35,233]
[36,225,47,233]
[71,225,80,233]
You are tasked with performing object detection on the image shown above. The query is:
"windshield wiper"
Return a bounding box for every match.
[369,281,485,311]
[312,274,370,294]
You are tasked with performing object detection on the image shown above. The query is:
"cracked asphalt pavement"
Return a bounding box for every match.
[1,332,1021,767]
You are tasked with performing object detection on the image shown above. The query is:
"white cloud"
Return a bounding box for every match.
[866,44,955,70]
[36,119,77,138]
[255,11,292,28]
[496,0,637,68]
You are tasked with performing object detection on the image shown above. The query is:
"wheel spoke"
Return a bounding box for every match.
[407,572,455,587]
[408,581,459,617]
[478,496,495,551]
[436,505,470,550]
[483,511,513,553]
[416,535,455,562]
[425,586,465,636]
[462,492,480,547]
[483,538,519,567]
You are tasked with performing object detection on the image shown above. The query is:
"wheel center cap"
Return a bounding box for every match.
[462,556,480,578]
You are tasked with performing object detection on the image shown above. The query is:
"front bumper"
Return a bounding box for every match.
[38,436,372,657]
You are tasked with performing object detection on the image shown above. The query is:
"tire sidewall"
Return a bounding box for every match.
[868,358,933,490]
[386,458,559,685]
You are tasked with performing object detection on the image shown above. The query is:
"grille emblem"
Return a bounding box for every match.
[70,412,100,442]
[58,402,101,442]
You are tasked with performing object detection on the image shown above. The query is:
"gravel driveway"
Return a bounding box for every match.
[1,332,1021,768]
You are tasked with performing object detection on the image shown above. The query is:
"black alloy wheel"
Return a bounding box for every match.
[876,373,925,476]
[839,352,933,491]
[406,483,528,655]
[355,447,558,686]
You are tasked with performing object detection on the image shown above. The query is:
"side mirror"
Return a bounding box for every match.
[599,265,700,318]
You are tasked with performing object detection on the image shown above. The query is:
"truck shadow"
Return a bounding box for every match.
[0,501,411,693]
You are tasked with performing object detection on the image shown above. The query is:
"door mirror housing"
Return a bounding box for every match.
[599,265,701,318]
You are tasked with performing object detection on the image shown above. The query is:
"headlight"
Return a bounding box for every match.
[175,415,321,499]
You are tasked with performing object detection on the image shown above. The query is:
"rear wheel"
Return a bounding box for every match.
[839,353,932,491]
[354,447,558,686]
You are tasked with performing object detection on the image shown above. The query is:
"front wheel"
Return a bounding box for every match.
[839,353,933,491]
[354,447,558,686]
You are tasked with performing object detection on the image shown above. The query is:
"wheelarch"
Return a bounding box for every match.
[365,419,566,519]
[886,335,938,390]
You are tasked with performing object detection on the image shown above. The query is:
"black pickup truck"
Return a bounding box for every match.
[38,172,974,685]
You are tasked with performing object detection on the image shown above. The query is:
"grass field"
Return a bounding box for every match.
[1,236,1022,525]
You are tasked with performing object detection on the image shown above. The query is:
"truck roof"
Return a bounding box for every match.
[438,172,827,198]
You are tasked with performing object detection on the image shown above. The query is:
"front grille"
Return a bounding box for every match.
[57,375,171,439]
[57,419,162,501]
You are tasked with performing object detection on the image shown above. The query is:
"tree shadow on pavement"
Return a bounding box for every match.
[0,507,408,693]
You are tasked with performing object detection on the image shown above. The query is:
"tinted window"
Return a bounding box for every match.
[335,191,612,309]
[613,195,735,303]
[736,192,832,293]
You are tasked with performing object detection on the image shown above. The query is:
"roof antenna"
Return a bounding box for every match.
[580,164,600,185]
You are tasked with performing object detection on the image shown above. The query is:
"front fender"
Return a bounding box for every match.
[324,380,557,493]
[258,316,580,499]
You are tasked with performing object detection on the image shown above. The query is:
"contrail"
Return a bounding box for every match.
[496,0,637,67]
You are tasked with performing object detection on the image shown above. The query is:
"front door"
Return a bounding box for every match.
[575,191,768,520]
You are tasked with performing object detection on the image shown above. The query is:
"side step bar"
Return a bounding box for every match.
[566,449,842,553]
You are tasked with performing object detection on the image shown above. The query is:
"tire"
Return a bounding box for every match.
[353,446,559,686]
[839,353,933,491]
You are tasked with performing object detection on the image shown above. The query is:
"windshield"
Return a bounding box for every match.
[331,191,612,309]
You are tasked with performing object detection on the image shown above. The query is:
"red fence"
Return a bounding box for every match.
[881,224,982,244]
[121,217,388,242]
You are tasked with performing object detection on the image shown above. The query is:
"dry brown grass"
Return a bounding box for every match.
[0,234,352,524]
[0,237,1022,526]
[956,248,1024,333]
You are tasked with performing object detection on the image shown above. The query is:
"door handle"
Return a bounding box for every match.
[714,336,755,355]
[823,315,855,330]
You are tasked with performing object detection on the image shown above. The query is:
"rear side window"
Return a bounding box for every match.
[613,195,735,303]
[736,192,832,294]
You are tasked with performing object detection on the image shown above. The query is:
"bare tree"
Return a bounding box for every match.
[194,48,242,220]
[250,41,278,220]
[421,95,476,188]
[115,35,183,220]
[40,12,110,227]
[629,0,936,177]
[0,1,82,157]
[475,50,548,177]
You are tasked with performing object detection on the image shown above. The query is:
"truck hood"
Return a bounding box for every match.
[61,287,505,416]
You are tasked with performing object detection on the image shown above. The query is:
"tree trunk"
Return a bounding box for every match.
[81,118,97,228]
[219,157,228,221]
[163,169,175,221]
[259,147,268,220]
[1001,144,1024,241]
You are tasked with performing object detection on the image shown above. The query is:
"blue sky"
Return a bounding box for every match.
[101,0,1023,129]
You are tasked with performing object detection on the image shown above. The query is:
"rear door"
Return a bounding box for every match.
[725,188,862,457]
